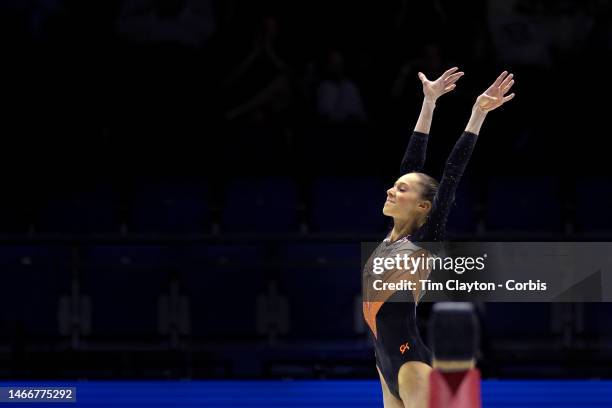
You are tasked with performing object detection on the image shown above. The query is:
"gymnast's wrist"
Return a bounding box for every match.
[471,102,488,116]
[423,96,437,107]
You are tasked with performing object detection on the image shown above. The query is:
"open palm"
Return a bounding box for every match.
[418,67,464,101]
[476,71,515,112]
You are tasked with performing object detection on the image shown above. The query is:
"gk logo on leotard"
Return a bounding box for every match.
[399,342,410,354]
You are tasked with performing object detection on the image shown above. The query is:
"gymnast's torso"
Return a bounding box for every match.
[362,233,434,400]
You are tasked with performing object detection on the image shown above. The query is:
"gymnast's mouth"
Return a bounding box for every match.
[385,199,395,204]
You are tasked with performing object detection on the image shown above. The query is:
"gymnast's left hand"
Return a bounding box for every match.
[475,70,516,112]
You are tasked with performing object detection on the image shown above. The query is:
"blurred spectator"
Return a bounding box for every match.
[222,15,292,124]
[116,0,217,48]
[546,2,594,62]
[315,50,367,124]
[487,0,554,69]
[391,43,445,100]
[385,43,451,127]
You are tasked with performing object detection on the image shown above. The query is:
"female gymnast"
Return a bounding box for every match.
[362,68,515,408]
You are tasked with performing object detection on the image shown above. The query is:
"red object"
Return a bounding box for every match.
[429,368,481,408]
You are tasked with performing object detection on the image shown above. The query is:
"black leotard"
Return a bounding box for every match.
[362,130,478,400]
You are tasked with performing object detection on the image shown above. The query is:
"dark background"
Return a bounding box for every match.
[1,0,612,380]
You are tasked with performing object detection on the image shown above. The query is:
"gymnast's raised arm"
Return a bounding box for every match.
[399,67,464,175]
[415,71,516,242]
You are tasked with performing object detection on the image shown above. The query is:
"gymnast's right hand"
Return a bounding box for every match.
[417,67,464,102]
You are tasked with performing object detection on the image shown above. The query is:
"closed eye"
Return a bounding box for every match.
[394,182,409,192]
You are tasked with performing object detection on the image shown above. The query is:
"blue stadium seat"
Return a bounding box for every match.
[583,302,612,339]
[130,182,211,234]
[310,177,387,234]
[0,245,72,337]
[37,185,119,234]
[277,243,362,339]
[574,177,612,233]
[179,244,266,339]
[482,302,552,340]
[221,177,299,233]
[80,245,172,338]
[484,176,562,233]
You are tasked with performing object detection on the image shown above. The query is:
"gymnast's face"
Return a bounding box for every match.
[383,173,431,220]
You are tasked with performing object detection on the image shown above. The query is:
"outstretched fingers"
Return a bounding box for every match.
[475,70,517,112]
[492,70,509,88]
[445,71,464,85]
[441,67,459,80]
[419,67,465,99]
[498,71,516,104]
[442,83,457,94]
[502,79,515,95]
[500,73,514,92]
[499,73,513,88]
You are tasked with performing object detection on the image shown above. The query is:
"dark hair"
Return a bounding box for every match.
[414,172,439,204]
